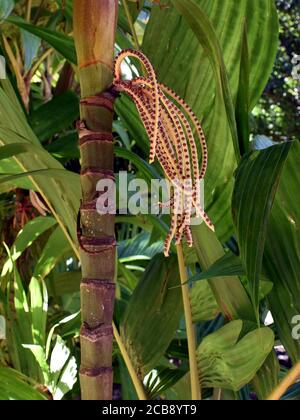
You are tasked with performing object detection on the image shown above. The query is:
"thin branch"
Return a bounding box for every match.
[113,323,148,400]
[267,360,300,400]
[177,243,201,400]
[122,0,140,50]
[28,48,53,79]
[26,0,32,22]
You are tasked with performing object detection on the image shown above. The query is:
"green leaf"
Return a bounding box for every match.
[1,216,57,277]
[47,271,81,297]
[264,141,300,363]
[49,336,77,400]
[3,249,39,379]
[29,278,48,347]
[45,131,79,161]
[251,351,279,400]
[21,30,41,72]
[56,0,73,21]
[115,146,161,183]
[53,353,77,400]
[32,226,73,281]
[0,142,58,162]
[118,232,163,261]
[126,0,145,22]
[46,312,80,359]
[197,320,274,390]
[22,345,50,385]
[0,168,79,189]
[118,356,138,400]
[192,224,255,322]
[235,20,250,156]
[0,368,47,400]
[189,252,245,283]
[141,0,279,239]
[120,254,183,375]
[190,280,220,322]
[0,79,80,248]
[232,142,293,318]
[7,16,77,64]
[116,96,149,155]
[118,261,139,292]
[146,366,186,400]
[0,0,14,23]
[171,0,239,161]
[29,91,79,141]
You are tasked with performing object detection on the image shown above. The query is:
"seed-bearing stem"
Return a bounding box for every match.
[113,50,214,255]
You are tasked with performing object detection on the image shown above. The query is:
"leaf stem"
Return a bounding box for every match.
[26,0,32,22]
[122,0,140,50]
[267,360,300,400]
[113,323,148,400]
[176,243,201,400]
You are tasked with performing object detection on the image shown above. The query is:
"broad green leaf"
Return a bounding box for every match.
[141,0,279,239]
[7,16,77,64]
[0,142,61,162]
[190,280,220,322]
[0,168,79,187]
[251,351,279,400]
[171,0,239,161]
[120,254,183,375]
[232,142,292,318]
[0,368,47,401]
[29,278,48,347]
[192,224,255,322]
[115,146,161,183]
[235,21,250,156]
[46,131,79,160]
[189,252,244,283]
[12,270,34,364]
[188,252,273,300]
[116,214,170,242]
[52,352,77,400]
[2,249,39,379]
[47,271,81,297]
[118,232,163,261]
[118,356,138,400]
[116,96,149,155]
[21,30,41,72]
[29,91,79,141]
[49,335,77,400]
[32,226,73,281]
[0,0,14,23]
[0,79,80,250]
[1,216,57,277]
[197,320,274,390]
[264,141,300,363]
[118,261,139,291]
[145,366,186,400]
[113,120,131,150]
[23,345,50,385]
[46,312,80,359]
[50,336,71,375]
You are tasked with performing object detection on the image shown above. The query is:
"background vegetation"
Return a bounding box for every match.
[0,0,299,400]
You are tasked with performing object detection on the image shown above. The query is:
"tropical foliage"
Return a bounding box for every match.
[0,0,299,401]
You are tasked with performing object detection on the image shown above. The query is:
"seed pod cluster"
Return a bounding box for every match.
[114,49,214,255]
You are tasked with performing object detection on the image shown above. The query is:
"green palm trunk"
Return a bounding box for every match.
[73,0,118,400]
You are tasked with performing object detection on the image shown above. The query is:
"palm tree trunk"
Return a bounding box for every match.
[73,0,118,400]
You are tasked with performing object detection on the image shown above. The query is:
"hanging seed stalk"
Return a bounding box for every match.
[113,49,214,399]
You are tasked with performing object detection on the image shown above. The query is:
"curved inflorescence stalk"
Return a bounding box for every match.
[113,49,214,256]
